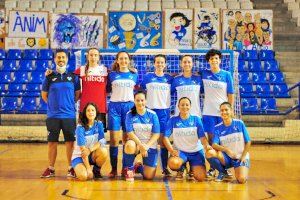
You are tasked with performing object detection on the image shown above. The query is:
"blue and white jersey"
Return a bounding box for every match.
[213,119,250,159]
[141,73,173,109]
[201,70,234,116]
[171,74,202,116]
[164,115,205,153]
[72,121,106,159]
[107,71,138,102]
[125,109,160,149]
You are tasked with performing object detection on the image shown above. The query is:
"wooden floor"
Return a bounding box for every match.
[0,144,299,200]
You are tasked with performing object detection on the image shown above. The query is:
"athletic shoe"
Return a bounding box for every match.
[124,168,135,181]
[206,168,216,178]
[108,170,117,178]
[187,170,195,181]
[215,172,231,182]
[93,166,102,179]
[67,168,76,178]
[162,168,172,177]
[226,169,233,177]
[40,168,55,178]
[175,171,184,181]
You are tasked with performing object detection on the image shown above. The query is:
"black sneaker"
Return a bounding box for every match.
[93,166,102,179]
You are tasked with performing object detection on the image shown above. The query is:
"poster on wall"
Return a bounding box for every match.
[164,9,193,49]
[8,10,49,38]
[5,37,49,49]
[0,9,5,48]
[51,13,105,49]
[194,8,220,49]
[222,10,273,50]
[108,11,162,50]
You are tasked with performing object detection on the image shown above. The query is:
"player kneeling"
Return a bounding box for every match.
[122,91,160,181]
[71,103,108,181]
[163,97,212,181]
[206,102,251,183]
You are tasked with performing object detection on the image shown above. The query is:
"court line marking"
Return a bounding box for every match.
[258,190,276,200]
[61,189,89,200]
[0,149,10,155]
[163,178,173,200]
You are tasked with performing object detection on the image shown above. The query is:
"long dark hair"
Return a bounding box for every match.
[112,51,136,73]
[85,48,100,76]
[79,102,99,130]
[130,90,147,116]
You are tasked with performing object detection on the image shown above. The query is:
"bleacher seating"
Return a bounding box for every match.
[237,49,291,114]
[0,47,291,115]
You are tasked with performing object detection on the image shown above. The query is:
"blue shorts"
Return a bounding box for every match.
[152,108,170,134]
[108,101,134,132]
[222,152,250,169]
[202,115,222,134]
[142,148,159,168]
[179,149,206,167]
[71,154,96,168]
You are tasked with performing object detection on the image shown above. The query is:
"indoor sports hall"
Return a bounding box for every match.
[0,0,299,199]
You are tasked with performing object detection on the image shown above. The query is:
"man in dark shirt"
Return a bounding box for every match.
[40,50,81,178]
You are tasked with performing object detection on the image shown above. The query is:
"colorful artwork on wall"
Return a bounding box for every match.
[108,11,162,50]
[8,10,48,38]
[5,37,49,49]
[194,8,220,49]
[222,10,273,50]
[50,13,105,49]
[164,9,193,49]
[0,9,5,48]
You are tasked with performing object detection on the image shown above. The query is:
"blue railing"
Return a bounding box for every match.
[281,82,300,118]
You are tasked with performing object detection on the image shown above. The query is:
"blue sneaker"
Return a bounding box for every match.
[215,172,231,182]
[215,172,226,182]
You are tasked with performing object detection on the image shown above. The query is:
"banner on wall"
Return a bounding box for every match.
[0,9,5,48]
[108,11,162,50]
[8,10,48,38]
[5,37,49,49]
[194,8,220,49]
[164,9,193,49]
[222,10,273,50]
[51,13,105,49]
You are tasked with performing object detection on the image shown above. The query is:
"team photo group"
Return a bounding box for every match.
[40,48,251,184]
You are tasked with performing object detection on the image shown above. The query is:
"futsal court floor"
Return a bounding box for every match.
[0,143,299,200]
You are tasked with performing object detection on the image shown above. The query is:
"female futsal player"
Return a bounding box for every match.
[163,97,212,181]
[171,55,202,116]
[107,51,138,178]
[71,103,108,181]
[140,54,173,177]
[206,102,251,183]
[122,91,160,181]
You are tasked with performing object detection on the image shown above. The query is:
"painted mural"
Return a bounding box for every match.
[0,9,5,48]
[222,10,273,50]
[194,8,220,49]
[108,11,162,50]
[164,9,193,49]
[51,13,105,49]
